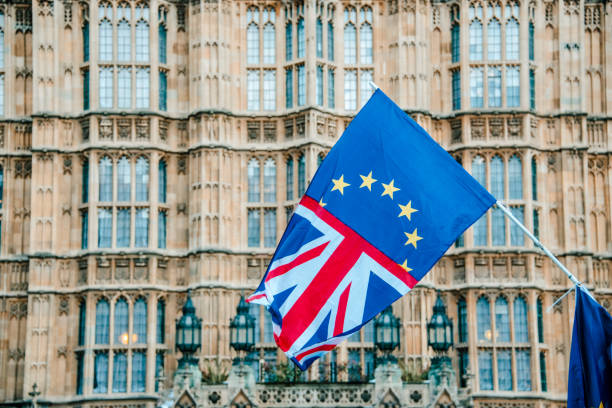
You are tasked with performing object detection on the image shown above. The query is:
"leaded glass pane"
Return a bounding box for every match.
[158,211,166,249]
[99,67,113,108]
[516,350,532,390]
[263,23,275,64]
[113,353,127,393]
[134,298,147,343]
[470,67,484,108]
[506,66,520,107]
[95,299,110,344]
[298,154,306,196]
[344,23,356,64]
[487,20,501,60]
[135,156,149,201]
[98,208,112,248]
[248,159,260,202]
[492,206,506,246]
[506,19,519,60]
[263,159,276,202]
[360,23,372,64]
[297,65,305,106]
[118,67,132,109]
[495,297,510,342]
[263,70,275,111]
[93,352,109,393]
[497,350,512,390]
[135,208,149,247]
[344,70,357,110]
[510,205,524,246]
[478,351,493,390]
[490,155,504,198]
[488,67,502,107]
[469,20,483,60]
[360,70,373,107]
[514,296,529,342]
[286,158,294,200]
[264,209,276,247]
[248,209,260,247]
[297,18,305,57]
[136,68,150,108]
[132,352,146,392]
[117,20,131,61]
[114,298,129,344]
[509,155,522,199]
[477,297,491,341]
[247,70,260,110]
[116,208,130,247]
[117,156,131,201]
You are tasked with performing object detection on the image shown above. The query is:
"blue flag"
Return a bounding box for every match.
[248,89,495,369]
[568,286,612,408]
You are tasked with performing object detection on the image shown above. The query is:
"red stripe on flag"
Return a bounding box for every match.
[246,293,267,303]
[295,343,337,362]
[333,283,351,336]
[266,241,329,282]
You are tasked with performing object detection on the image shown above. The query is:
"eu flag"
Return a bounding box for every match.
[568,286,612,408]
[248,89,496,369]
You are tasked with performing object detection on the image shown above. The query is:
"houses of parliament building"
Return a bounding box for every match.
[0,0,609,406]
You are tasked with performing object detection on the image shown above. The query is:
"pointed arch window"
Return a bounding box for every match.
[114,298,129,344]
[159,12,167,64]
[117,156,131,202]
[328,21,334,61]
[247,7,259,64]
[135,4,150,62]
[135,156,149,201]
[487,19,501,60]
[297,17,305,58]
[99,156,113,201]
[514,296,529,342]
[506,19,519,60]
[344,23,356,64]
[98,4,113,61]
[263,20,275,64]
[477,296,491,341]
[495,297,510,341]
[490,155,504,198]
[158,160,167,203]
[248,159,260,202]
[263,158,276,202]
[96,299,110,344]
[469,20,483,60]
[134,298,147,343]
[528,21,534,61]
[82,18,89,62]
[117,4,131,61]
[78,301,86,346]
[285,22,292,60]
[316,18,323,58]
[508,155,522,199]
[359,7,372,64]
[451,25,459,63]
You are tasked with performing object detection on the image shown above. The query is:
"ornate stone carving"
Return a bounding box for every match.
[159,119,168,142]
[58,296,69,315]
[62,155,72,174]
[99,118,113,140]
[118,119,131,139]
[136,118,150,140]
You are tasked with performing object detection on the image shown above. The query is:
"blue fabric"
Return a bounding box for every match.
[305,89,495,280]
[568,286,612,408]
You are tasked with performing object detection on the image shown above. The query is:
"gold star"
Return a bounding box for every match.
[398,259,413,273]
[381,179,400,199]
[319,198,327,207]
[398,201,418,220]
[404,228,423,249]
[599,403,603,408]
[331,175,350,195]
[359,171,377,191]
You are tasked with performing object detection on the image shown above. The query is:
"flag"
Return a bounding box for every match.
[568,285,612,408]
[247,89,496,369]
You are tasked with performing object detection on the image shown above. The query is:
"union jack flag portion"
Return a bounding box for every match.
[248,89,495,370]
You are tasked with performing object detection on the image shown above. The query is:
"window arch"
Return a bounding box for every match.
[117,156,131,201]
[158,159,167,203]
[247,19,259,64]
[263,8,275,64]
[514,296,529,342]
[469,19,483,60]
[508,154,522,199]
[159,7,167,64]
[316,17,323,58]
[477,296,491,341]
[328,20,334,61]
[297,17,305,58]
[506,19,519,60]
[114,297,129,344]
[263,158,276,202]
[359,7,372,64]
[487,19,501,60]
[98,3,113,61]
[344,22,356,64]
[96,298,110,344]
[248,158,260,202]
[451,23,460,63]
[135,156,149,201]
[286,157,294,200]
[99,156,113,201]
[494,296,510,341]
[298,154,306,196]
[134,298,147,344]
[117,3,130,61]
[135,3,149,62]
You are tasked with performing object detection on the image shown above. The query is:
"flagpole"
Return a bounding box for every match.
[495,201,586,289]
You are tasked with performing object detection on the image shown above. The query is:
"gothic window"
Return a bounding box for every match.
[83,69,90,110]
[344,70,357,110]
[286,157,294,200]
[82,16,89,62]
[495,297,510,341]
[158,210,166,248]
[492,206,506,245]
[316,18,323,58]
[298,154,306,196]
[297,65,305,106]
[133,298,147,343]
[117,156,131,201]
[118,67,132,108]
[478,350,493,390]
[248,159,260,202]
[114,297,129,344]
[135,208,149,247]
[76,352,84,394]
[99,3,113,61]
[81,211,88,249]
[78,301,86,346]
[117,4,130,61]
[317,65,324,105]
[477,296,491,341]
[327,21,334,61]
[360,69,373,106]
[344,8,356,64]
[264,209,277,247]
[81,159,89,203]
[539,352,547,391]
[508,155,522,199]
[528,21,534,61]
[506,66,520,107]
[285,67,293,108]
[117,208,130,247]
[458,298,468,342]
[537,297,543,342]
[488,66,502,107]
[452,70,461,110]
[159,8,167,64]
[529,68,535,109]
[247,70,259,110]
[248,209,260,247]
[136,67,150,108]
[132,352,146,392]
[262,10,275,64]
[497,349,512,390]
[470,67,484,108]
[513,296,529,342]
[135,4,150,62]
[247,7,259,64]
[516,349,532,390]
[159,71,167,111]
[505,19,519,60]
[158,160,167,203]
[244,7,276,111]
[450,5,460,63]
[263,70,275,110]
[113,352,127,392]
[297,17,305,58]
[487,19,501,60]
[359,7,373,64]
[469,12,483,60]
[490,155,504,198]
[472,156,487,245]
[157,299,165,343]
[98,208,112,248]
[263,159,276,202]
[99,67,113,108]
[135,156,149,201]
[328,68,335,108]
[155,353,163,391]
[96,299,110,344]
[94,352,109,393]
[285,22,292,60]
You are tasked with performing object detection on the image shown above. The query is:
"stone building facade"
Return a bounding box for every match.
[0,0,610,406]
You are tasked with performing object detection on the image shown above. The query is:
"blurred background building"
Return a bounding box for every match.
[0,0,610,406]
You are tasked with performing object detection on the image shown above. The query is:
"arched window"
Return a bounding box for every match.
[487,19,501,60]
[528,21,534,61]
[117,4,131,61]
[285,22,292,60]
[506,19,519,60]
[248,159,260,202]
[159,17,167,64]
[132,351,146,392]
[477,296,491,341]
[494,297,510,341]
[263,158,276,202]
[95,299,110,344]
[158,159,167,203]
[328,21,334,61]
[286,157,294,200]
[359,10,372,64]
[531,157,537,200]
[117,156,131,201]
[82,19,89,62]
[114,298,129,344]
[297,17,305,58]
[78,301,86,346]
[135,156,149,201]
[117,208,130,247]
[98,208,112,248]
[472,155,486,186]
[134,298,147,343]
[263,9,275,64]
[344,23,356,64]
[112,352,127,393]
[93,352,109,393]
[469,20,483,60]
[508,155,522,199]
[298,154,306,196]
[537,297,543,342]
[158,210,166,249]
[98,3,113,61]
[99,156,113,201]
[135,4,149,62]
[316,18,323,58]
[135,208,149,247]
[451,23,460,63]
[157,299,165,344]
[247,23,259,64]
[458,298,468,342]
[514,296,529,342]
[490,155,504,198]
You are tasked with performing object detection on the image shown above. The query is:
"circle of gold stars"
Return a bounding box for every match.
[325,171,423,274]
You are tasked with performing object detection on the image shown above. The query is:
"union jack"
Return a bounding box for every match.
[247,195,418,369]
